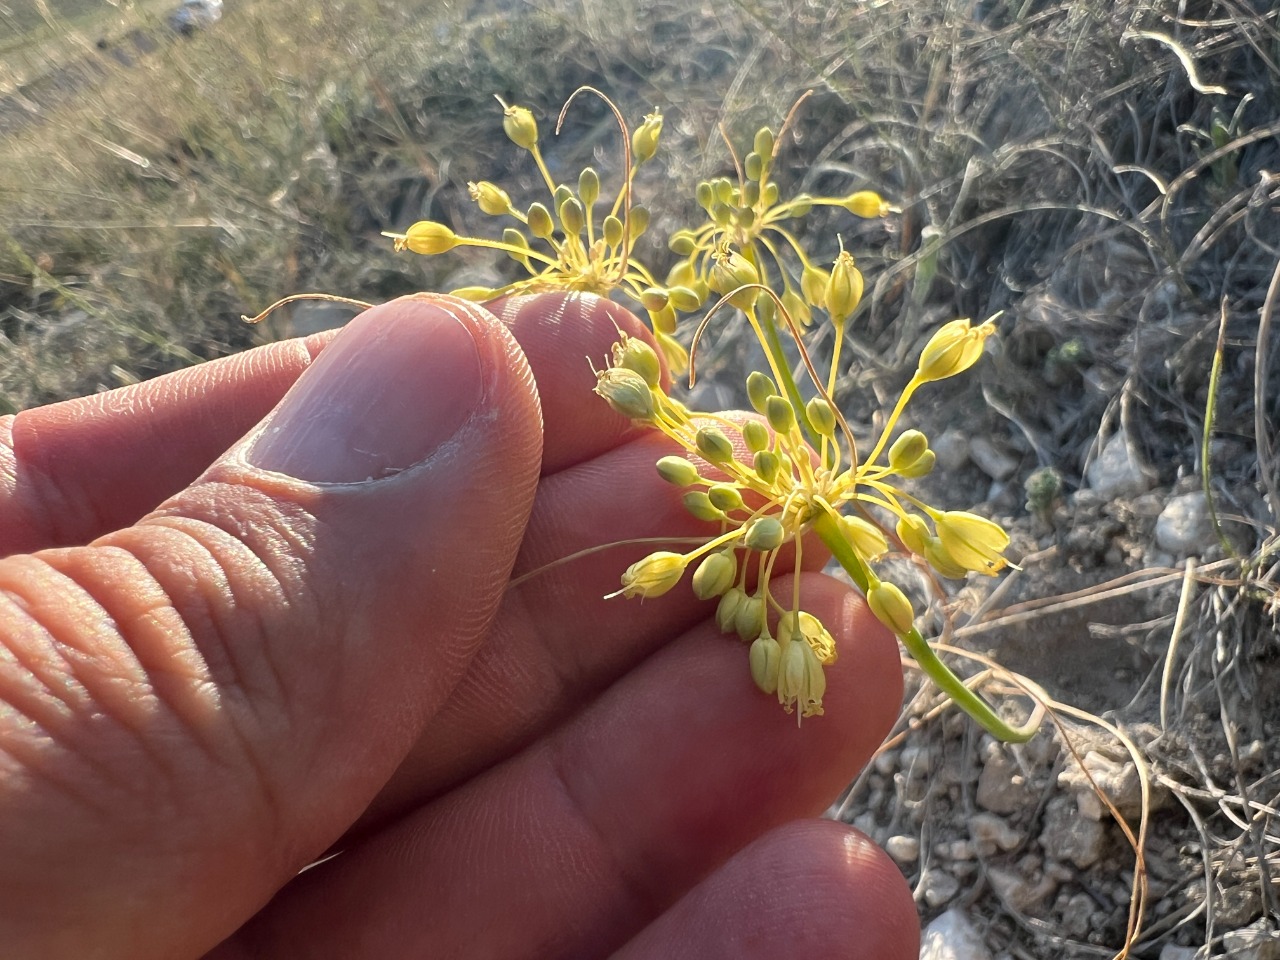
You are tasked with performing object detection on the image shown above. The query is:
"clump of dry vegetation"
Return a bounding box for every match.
[3,0,1279,955]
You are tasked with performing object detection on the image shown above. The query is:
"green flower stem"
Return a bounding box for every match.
[811,511,1039,743]
[758,308,818,444]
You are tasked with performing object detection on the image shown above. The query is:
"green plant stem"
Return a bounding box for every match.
[758,308,818,443]
[812,510,1039,743]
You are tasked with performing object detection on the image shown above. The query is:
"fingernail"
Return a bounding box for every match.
[245,298,484,482]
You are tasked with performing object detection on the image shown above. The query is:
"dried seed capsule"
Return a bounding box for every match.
[707,483,745,513]
[401,221,457,255]
[656,455,701,486]
[527,202,554,239]
[743,516,785,552]
[749,634,782,694]
[765,395,796,435]
[692,550,737,600]
[746,371,777,414]
[695,426,735,465]
[578,167,600,208]
[742,420,770,454]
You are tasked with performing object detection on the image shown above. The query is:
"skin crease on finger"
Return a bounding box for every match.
[210,574,909,960]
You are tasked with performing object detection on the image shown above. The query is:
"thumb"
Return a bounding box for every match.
[0,295,542,958]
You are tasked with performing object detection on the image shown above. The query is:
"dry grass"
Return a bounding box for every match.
[3,0,1280,954]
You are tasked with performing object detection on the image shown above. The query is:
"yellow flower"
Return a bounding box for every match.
[778,610,838,664]
[616,552,687,599]
[917,318,996,382]
[777,637,827,717]
[392,221,458,255]
[932,510,1011,575]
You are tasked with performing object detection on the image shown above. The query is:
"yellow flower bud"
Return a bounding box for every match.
[777,636,826,717]
[753,126,775,160]
[717,586,746,633]
[559,197,585,236]
[640,287,670,312]
[692,550,737,600]
[502,227,531,267]
[743,516,785,552]
[448,286,495,301]
[765,395,796,435]
[840,190,890,218]
[782,288,812,329]
[788,194,814,217]
[932,510,1011,575]
[734,593,766,640]
[499,99,539,150]
[801,263,829,307]
[888,429,928,472]
[628,205,650,240]
[666,286,702,313]
[840,514,888,561]
[468,181,512,216]
[749,634,782,695]
[742,420,770,454]
[695,426,735,465]
[603,215,625,248]
[632,110,663,163]
[867,580,915,636]
[527,202,554,239]
[806,398,837,438]
[656,455,701,486]
[897,449,935,479]
[668,232,698,258]
[655,331,688,375]
[753,450,781,485]
[917,318,997,382]
[826,250,863,325]
[708,483,746,513]
[399,221,458,255]
[593,367,655,421]
[746,371,777,414]
[650,303,678,336]
[578,167,600,207]
[696,181,715,212]
[924,537,969,579]
[896,514,931,556]
[682,490,724,522]
[618,551,687,599]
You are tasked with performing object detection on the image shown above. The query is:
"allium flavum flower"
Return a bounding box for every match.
[389,91,1031,739]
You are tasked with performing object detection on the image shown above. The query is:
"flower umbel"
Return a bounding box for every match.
[379,91,1027,737]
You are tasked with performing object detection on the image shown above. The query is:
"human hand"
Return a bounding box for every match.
[0,292,917,958]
